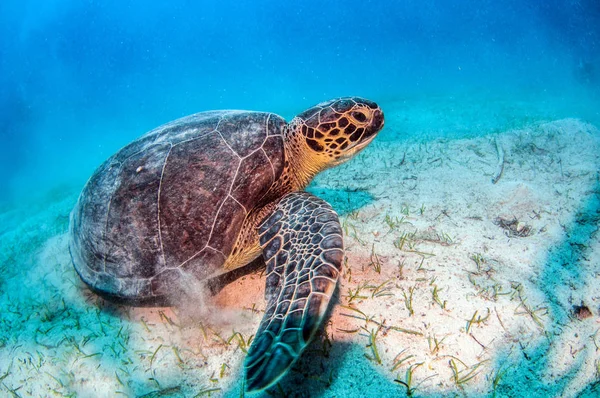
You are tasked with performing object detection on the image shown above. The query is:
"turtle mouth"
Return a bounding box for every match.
[333,133,377,165]
[355,133,378,152]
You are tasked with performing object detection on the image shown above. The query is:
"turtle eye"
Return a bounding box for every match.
[351,111,367,123]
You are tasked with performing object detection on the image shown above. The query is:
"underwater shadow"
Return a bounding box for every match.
[224,286,427,398]
[307,186,375,216]
[268,340,400,398]
[491,178,600,397]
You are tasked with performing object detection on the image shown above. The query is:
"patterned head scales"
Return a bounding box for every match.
[291,97,384,164]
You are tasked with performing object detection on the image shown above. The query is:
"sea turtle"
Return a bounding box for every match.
[69,97,384,391]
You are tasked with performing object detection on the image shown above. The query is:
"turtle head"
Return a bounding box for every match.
[290,97,384,170]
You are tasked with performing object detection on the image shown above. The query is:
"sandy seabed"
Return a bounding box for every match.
[1,111,599,397]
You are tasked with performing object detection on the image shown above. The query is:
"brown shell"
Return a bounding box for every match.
[69,111,286,303]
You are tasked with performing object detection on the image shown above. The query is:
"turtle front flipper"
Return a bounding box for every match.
[244,192,343,392]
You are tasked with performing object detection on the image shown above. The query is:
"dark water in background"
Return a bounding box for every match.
[1,0,599,204]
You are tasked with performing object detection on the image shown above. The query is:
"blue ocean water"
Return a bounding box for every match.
[1,1,600,397]
[1,0,599,203]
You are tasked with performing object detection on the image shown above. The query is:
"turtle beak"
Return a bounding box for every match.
[352,108,384,153]
[374,109,384,130]
[364,109,384,140]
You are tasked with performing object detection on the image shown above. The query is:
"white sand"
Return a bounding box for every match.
[1,117,599,397]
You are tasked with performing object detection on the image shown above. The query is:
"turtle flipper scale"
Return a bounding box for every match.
[244,192,343,392]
